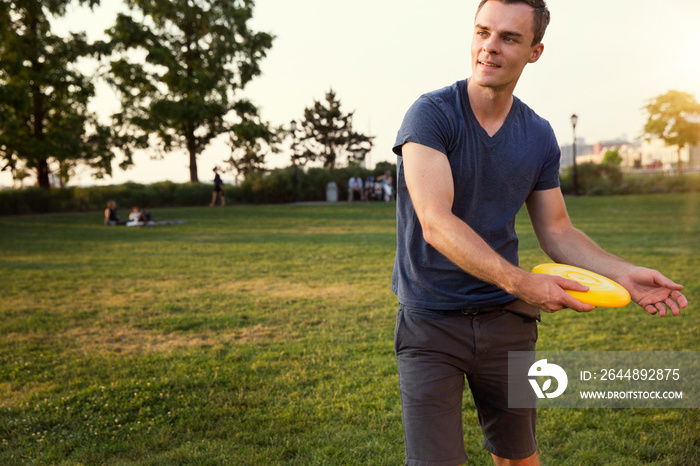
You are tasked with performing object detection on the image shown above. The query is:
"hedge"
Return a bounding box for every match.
[5,162,697,216]
[559,163,700,196]
[0,163,397,216]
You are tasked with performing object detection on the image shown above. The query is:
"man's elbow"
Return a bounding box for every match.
[422,224,436,246]
[419,212,445,247]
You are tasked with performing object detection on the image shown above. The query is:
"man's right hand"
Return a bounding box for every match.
[510,270,596,313]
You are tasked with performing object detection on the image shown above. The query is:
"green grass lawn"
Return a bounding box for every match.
[1,194,698,465]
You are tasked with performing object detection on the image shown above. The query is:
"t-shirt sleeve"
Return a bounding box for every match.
[392,95,455,157]
[533,125,561,191]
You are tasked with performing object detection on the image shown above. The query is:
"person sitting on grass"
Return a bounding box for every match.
[128,206,142,224]
[127,206,154,226]
[104,201,125,226]
[377,171,394,202]
[348,175,364,202]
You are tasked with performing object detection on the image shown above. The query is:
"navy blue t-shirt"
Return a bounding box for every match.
[392,80,561,309]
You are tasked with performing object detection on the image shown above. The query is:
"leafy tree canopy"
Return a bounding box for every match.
[0,0,113,189]
[103,0,274,183]
[296,89,374,170]
[642,90,700,172]
[602,148,622,166]
[223,117,280,180]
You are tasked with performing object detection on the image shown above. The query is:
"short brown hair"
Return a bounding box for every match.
[476,0,551,46]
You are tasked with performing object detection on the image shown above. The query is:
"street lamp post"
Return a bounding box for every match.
[290,120,298,160]
[290,120,300,201]
[571,113,579,196]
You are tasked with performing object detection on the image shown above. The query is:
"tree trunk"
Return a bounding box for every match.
[189,147,199,183]
[677,146,683,174]
[187,129,199,183]
[30,10,50,190]
[35,159,50,189]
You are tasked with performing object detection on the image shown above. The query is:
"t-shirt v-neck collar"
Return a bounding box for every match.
[459,81,518,146]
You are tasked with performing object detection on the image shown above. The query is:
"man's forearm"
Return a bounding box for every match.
[422,210,526,294]
[538,226,634,281]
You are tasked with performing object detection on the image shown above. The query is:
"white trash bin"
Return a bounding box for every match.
[326,181,338,202]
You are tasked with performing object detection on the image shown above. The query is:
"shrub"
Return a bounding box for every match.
[560,162,623,195]
[3,161,696,216]
[0,187,51,215]
[0,182,212,216]
[618,172,700,195]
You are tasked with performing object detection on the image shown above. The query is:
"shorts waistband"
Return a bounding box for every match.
[460,304,505,315]
[461,299,540,320]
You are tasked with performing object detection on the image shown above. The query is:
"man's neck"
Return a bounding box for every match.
[467,78,515,137]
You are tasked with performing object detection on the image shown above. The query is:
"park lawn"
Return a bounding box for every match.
[0,193,698,465]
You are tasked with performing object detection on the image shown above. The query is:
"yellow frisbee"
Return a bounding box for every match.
[532,263,631,308]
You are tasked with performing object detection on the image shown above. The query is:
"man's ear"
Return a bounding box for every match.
[529,43,544,63]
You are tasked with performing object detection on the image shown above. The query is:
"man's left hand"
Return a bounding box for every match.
[616,267,688,316]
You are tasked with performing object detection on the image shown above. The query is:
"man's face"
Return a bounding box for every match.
[471,1,544,93]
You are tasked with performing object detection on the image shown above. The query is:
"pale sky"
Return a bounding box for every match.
[3,0,700,187]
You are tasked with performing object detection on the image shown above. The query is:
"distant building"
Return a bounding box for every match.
[636,139,700,171]
[690,144,700,167]
[560,136,700,172]
[595,140,642,169]
[559,138,594,168]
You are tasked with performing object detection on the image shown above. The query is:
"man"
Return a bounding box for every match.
[348,175,363,201]
[391,1,688,465]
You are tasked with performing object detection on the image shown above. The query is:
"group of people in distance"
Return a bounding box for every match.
[348,171,394,202]
[104,168,224,227]
[104,201,153,227]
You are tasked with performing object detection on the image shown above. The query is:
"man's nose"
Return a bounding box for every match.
[483,35,500,54]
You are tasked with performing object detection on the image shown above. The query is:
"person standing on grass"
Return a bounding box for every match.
[391,1,688,465]
[210,167,226,207]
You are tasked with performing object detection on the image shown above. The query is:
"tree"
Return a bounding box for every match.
[222,140,266,180]
[296,89,373,170]
[642,90,700,173]
[222,119,279,180]
[602,148,622,167]
[103,0,273,183]
[0,0,114,189]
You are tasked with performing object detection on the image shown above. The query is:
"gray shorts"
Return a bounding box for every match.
[394,304,538,465]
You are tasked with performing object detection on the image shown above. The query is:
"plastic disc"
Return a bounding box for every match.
[532,263,631,308]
